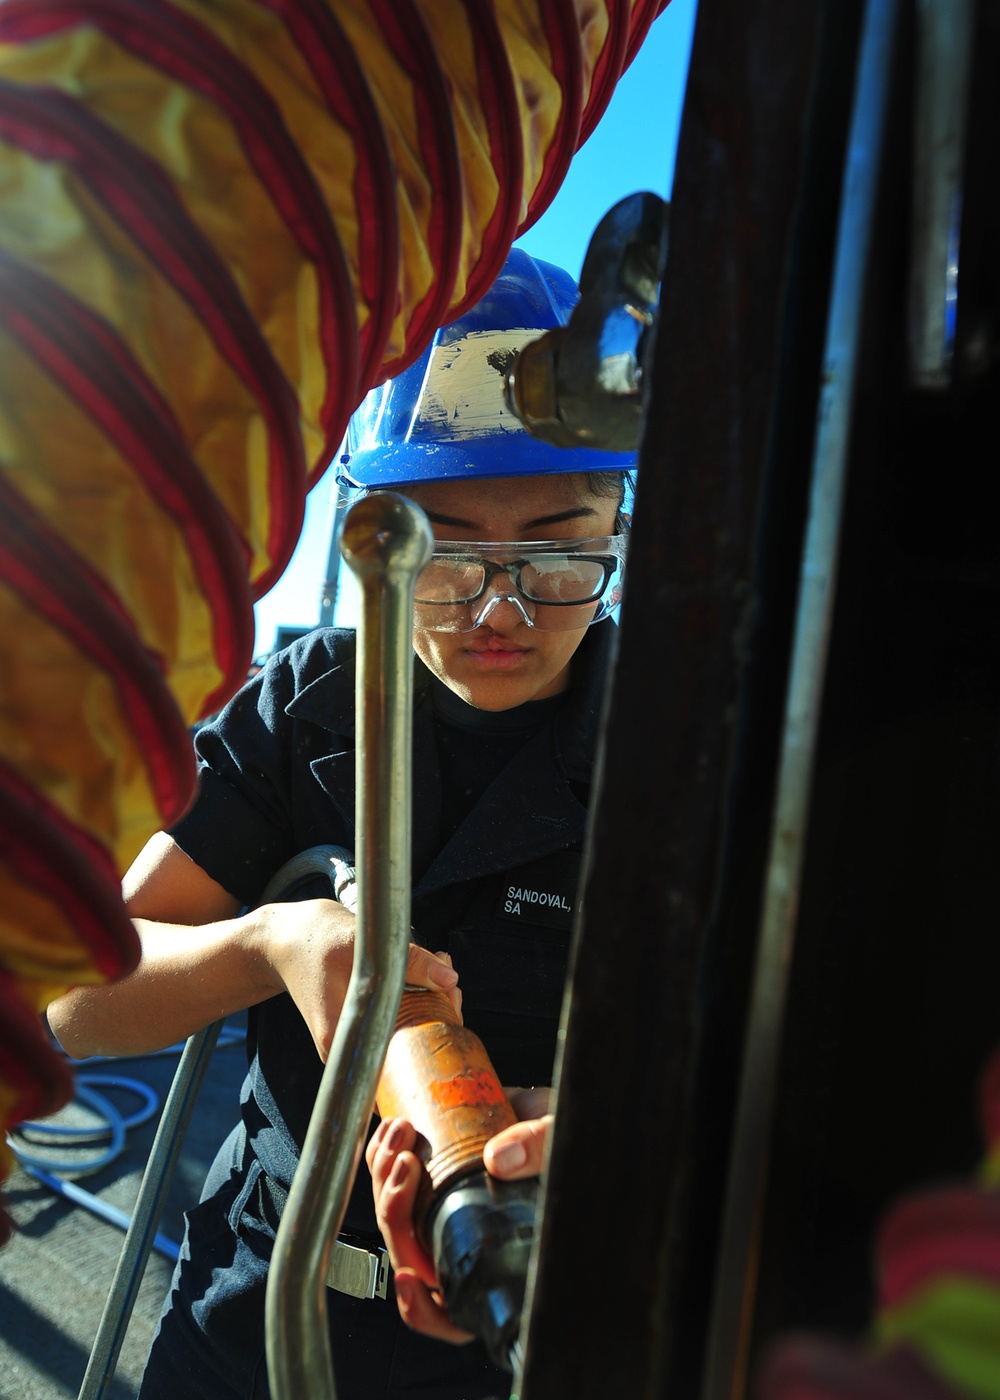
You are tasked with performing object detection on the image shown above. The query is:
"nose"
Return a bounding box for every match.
[470,590,535,631]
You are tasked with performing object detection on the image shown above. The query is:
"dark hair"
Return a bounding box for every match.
[584,469,634,534]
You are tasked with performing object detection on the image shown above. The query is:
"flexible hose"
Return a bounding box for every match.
[11,1077,154,1173]
[0,0,671,1220]
[6,1027,245,1259]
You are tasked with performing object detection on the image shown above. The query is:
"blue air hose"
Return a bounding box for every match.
[6,1027,246,1260]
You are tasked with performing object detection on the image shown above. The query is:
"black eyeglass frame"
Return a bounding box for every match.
[415,534,629,609]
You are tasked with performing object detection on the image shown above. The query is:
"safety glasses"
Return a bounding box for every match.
[414,535,628,632]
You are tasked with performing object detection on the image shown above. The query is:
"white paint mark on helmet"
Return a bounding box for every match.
[414,329,539,439]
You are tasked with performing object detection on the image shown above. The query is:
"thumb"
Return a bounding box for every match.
[404,944,461,1015]
[484,1114,553,1180]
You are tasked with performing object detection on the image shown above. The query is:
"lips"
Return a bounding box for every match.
[464,634,529,666]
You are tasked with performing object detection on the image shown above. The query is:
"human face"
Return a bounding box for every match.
[402,474,620,710]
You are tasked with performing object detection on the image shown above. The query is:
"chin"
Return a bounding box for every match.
[460,682,528,712]
[441,668,534,711]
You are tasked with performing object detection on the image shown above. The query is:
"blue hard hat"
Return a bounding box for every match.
[339,248,637,487]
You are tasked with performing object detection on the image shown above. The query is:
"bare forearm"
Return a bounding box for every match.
[47,834,459,1065]
[47,913,276,1059]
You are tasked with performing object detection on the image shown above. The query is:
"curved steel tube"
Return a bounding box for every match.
[264,493,432,1400]
[700,1,903,1396]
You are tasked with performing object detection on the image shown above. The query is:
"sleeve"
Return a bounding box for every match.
[168,653,301,907]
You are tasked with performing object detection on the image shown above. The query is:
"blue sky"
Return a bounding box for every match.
[253,0,698,655]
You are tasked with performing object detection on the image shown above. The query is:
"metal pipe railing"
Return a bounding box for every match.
[700,1,903,1396]
[78,1019,223,1400]
[264,491,432,1400]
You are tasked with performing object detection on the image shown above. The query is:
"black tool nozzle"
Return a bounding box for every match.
[427,1169,538,1372]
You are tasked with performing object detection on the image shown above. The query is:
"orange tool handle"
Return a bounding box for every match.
[376,987,517,1240]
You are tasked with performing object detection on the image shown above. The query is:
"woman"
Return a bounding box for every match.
[48,249,633,1399]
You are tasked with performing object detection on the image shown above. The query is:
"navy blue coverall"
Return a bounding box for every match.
[139,621,614,1400]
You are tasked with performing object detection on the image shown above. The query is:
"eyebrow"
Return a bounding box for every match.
[423,506,599,531]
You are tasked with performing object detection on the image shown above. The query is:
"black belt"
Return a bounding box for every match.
[257,1168,393,1302]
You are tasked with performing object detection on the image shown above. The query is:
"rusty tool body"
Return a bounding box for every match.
[379,987,539,1372]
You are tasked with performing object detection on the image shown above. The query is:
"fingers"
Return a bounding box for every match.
[486,1087,553,1179]
[367,1118,436,1287]
[392,1268,474,1346]
[366,1112,413,1179]
[405,945,462,1017]
[368,1117,474,1343]
[483,1114,554,1180]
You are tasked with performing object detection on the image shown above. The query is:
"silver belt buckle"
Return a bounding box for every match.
[327,1239,391,1300]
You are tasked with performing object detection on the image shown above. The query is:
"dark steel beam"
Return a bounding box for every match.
[516,0,867,1395]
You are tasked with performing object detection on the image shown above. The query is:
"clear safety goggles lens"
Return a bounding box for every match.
[414,535,627,632]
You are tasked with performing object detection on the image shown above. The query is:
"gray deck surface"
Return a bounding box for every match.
[0,1021,248,1400]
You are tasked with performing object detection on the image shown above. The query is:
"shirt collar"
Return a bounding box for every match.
[283,621,615,765]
